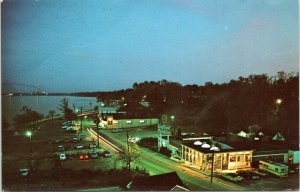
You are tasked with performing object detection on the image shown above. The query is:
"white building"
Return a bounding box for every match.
[181,141,253,173]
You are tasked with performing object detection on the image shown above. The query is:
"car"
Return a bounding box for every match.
[61,121,72,126]
[79,154,89,160]
[89,143,97,148]
[128,137,140,143]
[236,170,259,180]
[112,129,121,133]
[73,138,79,143]
[102,151,112,158]
[64,138,70,143]
[54,138,61,143]
[75,145,84,149]
[19,168,29,176]
[90,152,99,159]
[61,125,68,129]
[58,145,65,152]
[252,168,269,177]
[60,153,67,161]
[220,173,244,182]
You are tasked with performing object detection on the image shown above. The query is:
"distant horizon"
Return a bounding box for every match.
[3,70,298,94]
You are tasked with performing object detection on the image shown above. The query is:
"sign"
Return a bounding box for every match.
[158,124,171,135]
[161,115,168,124]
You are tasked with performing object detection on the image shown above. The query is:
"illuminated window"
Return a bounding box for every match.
[246,154,250,161]
[230,156,236,162]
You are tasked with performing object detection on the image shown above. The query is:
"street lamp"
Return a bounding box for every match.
[171,115,175,135]
[26,131,32,141]
[26,131,32,154]
[210,145,220,191]
[276,98,282,105]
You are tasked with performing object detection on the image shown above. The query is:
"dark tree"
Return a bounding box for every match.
[58,98,76,121]
[14,106,44,125]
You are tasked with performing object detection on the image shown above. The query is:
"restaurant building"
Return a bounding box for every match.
[181,141,253,173]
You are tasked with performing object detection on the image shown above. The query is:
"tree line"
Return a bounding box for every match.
[88,71,298,139]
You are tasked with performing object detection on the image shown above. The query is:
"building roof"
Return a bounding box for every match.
[182,141,253,154]
[128,172,186,191]
[171,185,189,191]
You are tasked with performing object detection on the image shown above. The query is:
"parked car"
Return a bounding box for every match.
[252,168,269,177]
[102,151,112,158]
[112,129,121,133]
[61,125,68,129]
[58,145,65,152]
[79,154,89,160]
[236,170,259,180]
[90,152,99,159]
[220,173,244,182]
[60,154,67,161]
[73,138,79,143]
[54,138,61,143]
[89,143,97,148]
[64,138,71,143]
[19,168,29,176]
[61,121,72,126]
[75,145,84,149]
[128,137,140,143]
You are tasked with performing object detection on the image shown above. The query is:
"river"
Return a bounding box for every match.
[2,96,99,124]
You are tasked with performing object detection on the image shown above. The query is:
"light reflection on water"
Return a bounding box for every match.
[2,96,99,124]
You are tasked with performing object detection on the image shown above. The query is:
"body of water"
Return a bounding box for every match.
[2,96,99,124]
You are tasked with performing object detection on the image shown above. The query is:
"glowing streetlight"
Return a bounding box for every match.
[26,131,32,141]
[171,115,175,135]
[276,98,282,105]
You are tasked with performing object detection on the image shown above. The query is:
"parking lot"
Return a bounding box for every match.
[2,118,121,173]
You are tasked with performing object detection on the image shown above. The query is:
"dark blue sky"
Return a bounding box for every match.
[2,0,299,92]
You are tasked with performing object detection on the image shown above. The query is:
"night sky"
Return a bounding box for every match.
[2,0,299,93]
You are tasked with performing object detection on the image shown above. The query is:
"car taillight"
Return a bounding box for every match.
[85,155,88,158]
[80,155,83,159]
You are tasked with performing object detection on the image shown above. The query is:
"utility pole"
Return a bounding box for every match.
[96,113,100,147]
[80,107,83,133]
[126,130,131,172]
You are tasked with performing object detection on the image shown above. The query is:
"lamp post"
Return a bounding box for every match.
[276,98,282,105]
[210,145,220,191]
[171,115,175,135]
[26,131,32,154]
[80,107,83,133]
[26,131,32,141]
[96,113,100,147]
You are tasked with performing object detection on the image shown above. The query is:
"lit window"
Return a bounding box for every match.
[230,156,236,162]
